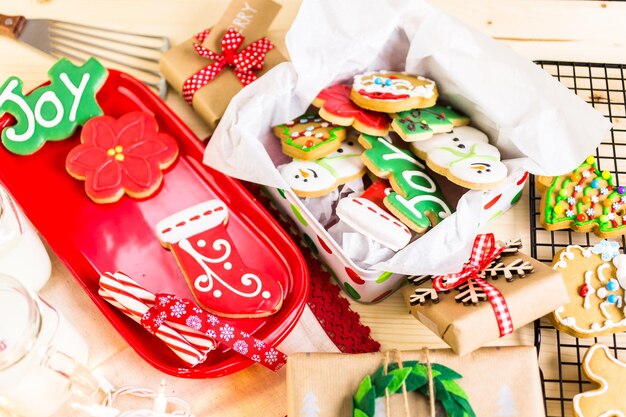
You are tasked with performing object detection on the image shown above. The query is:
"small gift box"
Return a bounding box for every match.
[402,234,569,356]
[287,346,545,416]
[160,0,287,130]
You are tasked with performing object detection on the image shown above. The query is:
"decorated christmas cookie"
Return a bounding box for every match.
[360,178,392,211]
[410,126,508,190]
[156,200,284,318]
[273,113,346,160]
[391,104,469,142]
[350,71,438,113]
[359,134,452,233]
[0,58,107,155]
[66,112,179,204]
[278,140,366,198]
[337,197,411,251]
[573,343,626,417]
[312,84,390,136]
[352,360,475,417]
[537,156,626,238]
[551,241,626,338]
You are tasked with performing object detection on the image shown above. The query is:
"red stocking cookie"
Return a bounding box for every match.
[361,179,392,211]
[312,84,390,136]
[156,200,284,318]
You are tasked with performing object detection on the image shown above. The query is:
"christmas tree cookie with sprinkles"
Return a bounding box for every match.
[536,156,626,238]
[272,113,346,160]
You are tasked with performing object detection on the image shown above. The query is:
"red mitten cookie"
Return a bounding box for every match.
[312,84,390,136]
[156,200,284,318]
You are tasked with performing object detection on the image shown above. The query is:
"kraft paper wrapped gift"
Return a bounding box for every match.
[402,240,569,356]
[287,347,545,417]
[160,0,287,130]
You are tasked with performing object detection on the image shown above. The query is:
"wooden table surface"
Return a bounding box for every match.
[1,0,624,416]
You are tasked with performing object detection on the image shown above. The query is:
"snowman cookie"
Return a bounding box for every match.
[156,200,284,318]
[312,84,390,136]
[278,139,366,198]
[350,71,438,113]
[410,126,508,190]
[551,240,626,338]
[272,113,346,160]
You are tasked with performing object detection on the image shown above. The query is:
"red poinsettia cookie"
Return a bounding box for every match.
[66,112,179,203]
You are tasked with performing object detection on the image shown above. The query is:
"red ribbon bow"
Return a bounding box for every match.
[432,234,514,337]
[182,27,275,104]
[141,294,287,372]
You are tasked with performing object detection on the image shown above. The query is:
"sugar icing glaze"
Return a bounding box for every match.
[353,71,436,101]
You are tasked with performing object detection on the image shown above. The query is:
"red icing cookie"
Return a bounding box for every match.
[361,178,393,211]
[66,111,178,204]
[156,200,284,318]
[312,84,390,136]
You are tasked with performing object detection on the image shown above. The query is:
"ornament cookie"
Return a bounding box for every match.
[272,113,346,160]
[156,200,284,318]
[66,112,179,204]
[0,57,107,155]
[410,126,508,190]
[537,156,626,238]
[359,134,452,233]
[312,84,390,136]
[391,104,469,142]
[573,343,626,417]
[350,71,438,113]
[337,197,411,251]
[278,139,366,198]
[551,241,626,338]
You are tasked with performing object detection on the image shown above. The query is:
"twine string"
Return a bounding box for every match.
[424,348,436,417]
[394,350,411,417]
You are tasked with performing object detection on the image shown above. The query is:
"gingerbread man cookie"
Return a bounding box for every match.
[312,84,390,136]
[410,126,508,190]
[391,104,469,142]
[537,156,626,238]
[272,113,346,160]
[278,139,366,198]
[66,112,179,204]
[573,343,626,417]
[156,200,284,318]
[359,134,452,233]
[350,71,438,113]
[551,241,626,338]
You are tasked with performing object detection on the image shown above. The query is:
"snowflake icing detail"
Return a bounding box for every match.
[614,202,622,211]
[586,208,595,217]
[567,197,576,205]
[185,315,202,330]
[622,196,626,204]
[566,209,575,217]
[574,185,583,192]
[591,195,599,204]
[170,301,187,318]
[265,349,278,364]
[219,324,235,341]
[608,213,616,221]
[600,187,609,195]
[233,340,249,355]
[592,239,621,261]
[582,171,591,178]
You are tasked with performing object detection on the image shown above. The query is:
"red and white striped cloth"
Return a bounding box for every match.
[98,271,286,371]
[432,234,514,337]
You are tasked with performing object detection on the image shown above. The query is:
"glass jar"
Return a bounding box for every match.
[0,274,96,417]
[0,187,51,291]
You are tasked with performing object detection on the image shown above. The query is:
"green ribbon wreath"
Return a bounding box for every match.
[353,361,475,417]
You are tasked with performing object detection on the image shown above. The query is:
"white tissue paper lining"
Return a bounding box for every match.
[204,0,611,276]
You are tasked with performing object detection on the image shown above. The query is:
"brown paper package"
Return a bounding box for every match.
[287,346,545,416]
[160,0,287,130]
[402,252,569,356]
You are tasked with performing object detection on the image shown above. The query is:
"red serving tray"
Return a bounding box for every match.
[0,70,309,378]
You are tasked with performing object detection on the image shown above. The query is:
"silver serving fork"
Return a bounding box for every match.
[0,14,170,98]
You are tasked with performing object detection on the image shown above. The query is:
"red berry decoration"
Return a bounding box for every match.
[580,283,589,297]
[576,213,587,222]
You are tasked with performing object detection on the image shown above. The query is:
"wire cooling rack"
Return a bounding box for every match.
[530,61,626,417]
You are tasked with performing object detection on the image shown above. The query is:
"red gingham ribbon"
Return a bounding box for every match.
[432,234,514,337]
[182,27,275,103]
[141,294,287,372]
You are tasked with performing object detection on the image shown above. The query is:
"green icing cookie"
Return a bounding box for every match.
[0,57,107,155]
[392,104,469,142]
